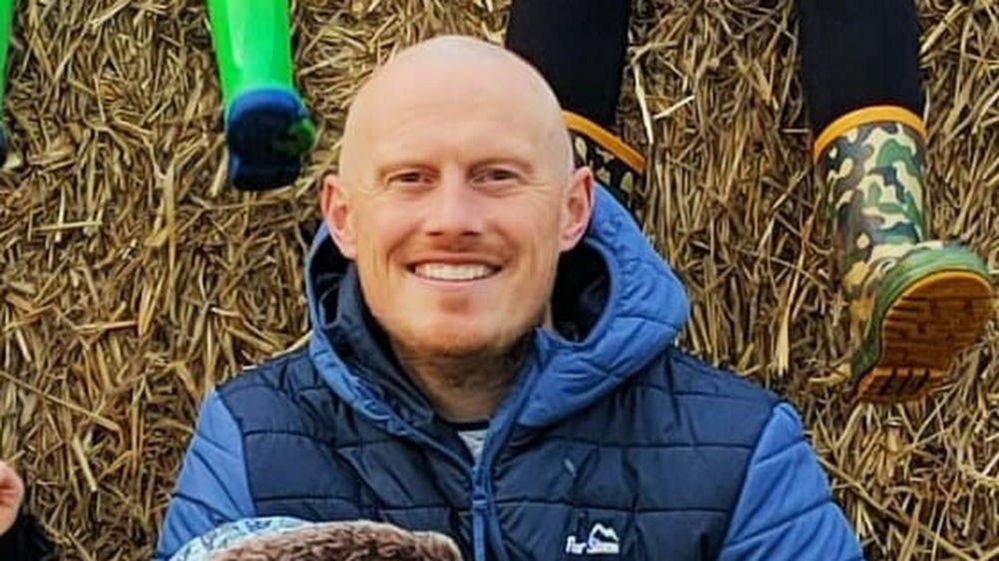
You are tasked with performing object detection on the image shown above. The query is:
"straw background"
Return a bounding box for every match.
[1,0,997,559]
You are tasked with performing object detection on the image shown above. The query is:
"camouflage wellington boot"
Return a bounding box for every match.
[564,111,645,217]
[816,106,996,402]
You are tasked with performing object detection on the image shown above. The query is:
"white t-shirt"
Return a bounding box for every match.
[457,428,488,462]
[449,420,490,462]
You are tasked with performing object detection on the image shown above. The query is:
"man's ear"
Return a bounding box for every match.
[320,173,357,259]
[559,166,595,252]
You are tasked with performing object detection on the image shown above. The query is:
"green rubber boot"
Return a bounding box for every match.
[207,0,316,190]
[816,107,996,402]
[0,0,13,165]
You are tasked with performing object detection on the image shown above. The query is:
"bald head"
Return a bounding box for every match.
[339,35,572,185]
[319,35,596,371]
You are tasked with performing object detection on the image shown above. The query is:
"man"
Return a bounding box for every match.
[158,36,862,560]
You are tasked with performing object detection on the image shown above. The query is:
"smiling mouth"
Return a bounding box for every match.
[411,263,500,282]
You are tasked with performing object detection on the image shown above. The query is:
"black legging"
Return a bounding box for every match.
[505,0,924,136]
[505,0,630,130]
[0,511,54,561]
[798,0,923,133]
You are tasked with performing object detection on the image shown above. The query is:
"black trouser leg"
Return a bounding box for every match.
[505,0,630,129]
[798,0,923,134]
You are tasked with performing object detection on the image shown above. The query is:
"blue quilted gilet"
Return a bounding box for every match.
[218,341,776,561]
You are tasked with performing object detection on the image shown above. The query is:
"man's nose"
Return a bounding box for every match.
[423,172,484,237]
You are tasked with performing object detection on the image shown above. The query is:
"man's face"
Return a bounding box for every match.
[322,41,593,359]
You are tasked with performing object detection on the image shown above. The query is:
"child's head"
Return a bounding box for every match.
[171,518,462,561]
[211,520,462,561]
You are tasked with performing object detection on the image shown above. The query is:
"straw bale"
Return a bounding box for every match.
[0,0,996,559]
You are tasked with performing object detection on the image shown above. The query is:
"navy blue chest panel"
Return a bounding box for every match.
[220,349,774,561]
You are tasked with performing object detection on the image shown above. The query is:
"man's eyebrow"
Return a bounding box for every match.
[371,158,434,180]
[469,157,535,175]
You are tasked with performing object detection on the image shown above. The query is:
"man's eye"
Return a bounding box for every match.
[478,168,519,183]
[389,171,430,186]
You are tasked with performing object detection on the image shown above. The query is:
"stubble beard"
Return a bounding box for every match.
[387,303,546,391]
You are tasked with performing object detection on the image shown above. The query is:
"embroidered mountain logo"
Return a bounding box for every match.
[565,522,621,555]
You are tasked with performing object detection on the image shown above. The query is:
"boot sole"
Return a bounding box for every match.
[855,270,995,402]
[225,89,316,191]
[227,89,315,162]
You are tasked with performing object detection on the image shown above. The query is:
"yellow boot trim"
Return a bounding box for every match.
[563,111,645,173]
[813,106,927,164]
[856,270,996,402]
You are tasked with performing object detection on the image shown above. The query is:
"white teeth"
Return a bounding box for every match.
[414,263,496,281]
